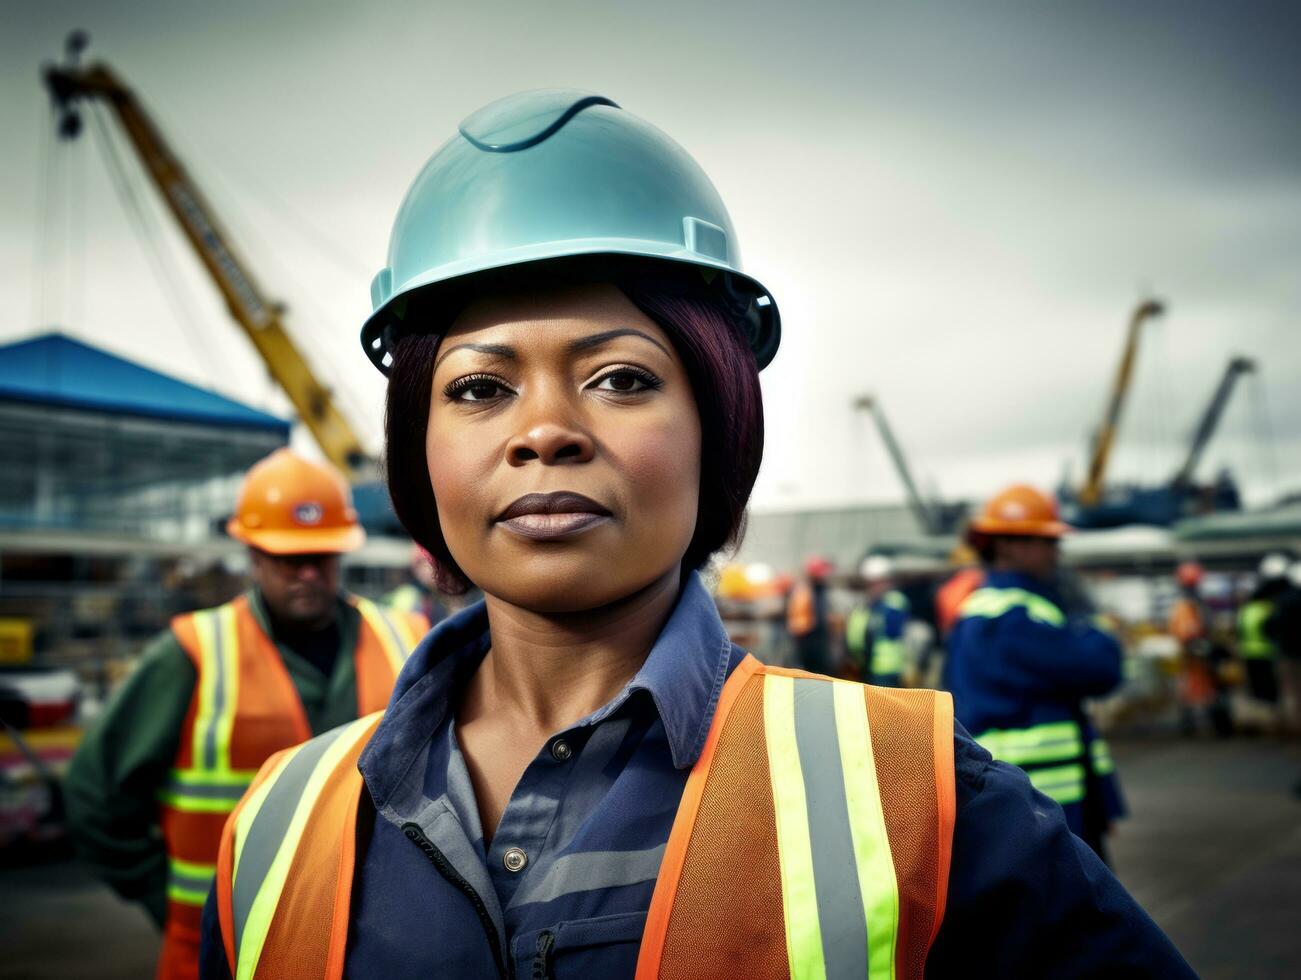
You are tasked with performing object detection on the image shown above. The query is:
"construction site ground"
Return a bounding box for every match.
[1,734,1298,979]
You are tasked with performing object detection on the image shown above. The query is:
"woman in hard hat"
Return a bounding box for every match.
[201,93,1191,978]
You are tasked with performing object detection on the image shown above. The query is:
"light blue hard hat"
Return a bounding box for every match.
[360,90,780,373]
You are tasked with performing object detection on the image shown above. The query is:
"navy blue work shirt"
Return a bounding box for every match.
[201,572,1193,978]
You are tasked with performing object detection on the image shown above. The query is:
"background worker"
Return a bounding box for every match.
[786,555,834,673]
[845,554,911,686]
[1169,560,1233,736]
[1238,553,1288,711]
[383,544,448,625]
[65,448,428,980]
[945,483,1126,861]
[1270,561,1301,741]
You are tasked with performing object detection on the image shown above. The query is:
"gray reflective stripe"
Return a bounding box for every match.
[793,678,869,980]
[170,866,215,895]
[506,844,666,909]
[203,610,229,769]
[161,779,251,802]
[231,726,349,956]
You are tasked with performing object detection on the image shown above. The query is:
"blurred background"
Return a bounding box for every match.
[1,1,1298,977]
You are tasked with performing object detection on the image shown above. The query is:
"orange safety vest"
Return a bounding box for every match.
[156,594,427,980]
[787,582,817,637]
[215,655,956,979]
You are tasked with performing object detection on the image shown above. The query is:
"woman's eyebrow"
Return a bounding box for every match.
[433,342,516,371]
[568,328,670,357]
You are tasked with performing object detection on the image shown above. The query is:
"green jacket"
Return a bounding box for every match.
[63,591,365,926]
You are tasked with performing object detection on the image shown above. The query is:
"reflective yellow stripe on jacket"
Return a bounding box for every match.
[958,587,1065,627]
[1239,600,1277,660]
[977,722,1086,805]
[158,605,259,819]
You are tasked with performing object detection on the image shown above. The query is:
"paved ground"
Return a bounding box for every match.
[1109,736,1301,979]
[1,736,1298,978]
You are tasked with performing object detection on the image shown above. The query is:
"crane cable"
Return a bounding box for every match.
[84,102,236,389]
[139,95,379,441]
[31,102,63,330]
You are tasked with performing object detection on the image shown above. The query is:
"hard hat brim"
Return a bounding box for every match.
[360,249,780,375]
[227,521,366,555]
[966,517,1069,539]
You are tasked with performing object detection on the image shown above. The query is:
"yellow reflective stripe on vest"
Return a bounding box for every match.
[976,721,1082,767]
[191,604,241,773]
[846,607,870,658]
[763,673,900,980]
[958,587,1065,627]
[1091,738,1115,776]
[871,639,906,677]
[831,680,899,979]
[1239,600,1277,659]
[763,675,825,979]
[168,856,217,906]
[231,716,376,980]
[1026,763,1086,805]
[158,768,259,813]
[355,597,415,675]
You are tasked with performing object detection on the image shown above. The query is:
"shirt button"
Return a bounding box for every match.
[550,739,572,762]
[502,847,528,873]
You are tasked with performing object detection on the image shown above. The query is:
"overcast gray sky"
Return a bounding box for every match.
[2,0,1298,512]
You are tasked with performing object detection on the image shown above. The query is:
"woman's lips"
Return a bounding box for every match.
[494,491,613,541]
[496,511,612,540]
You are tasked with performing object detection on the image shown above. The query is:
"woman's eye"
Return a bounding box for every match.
[447,376,509,402]
[593,369,660,393]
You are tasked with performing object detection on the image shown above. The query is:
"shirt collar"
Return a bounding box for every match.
[359,572,735,807]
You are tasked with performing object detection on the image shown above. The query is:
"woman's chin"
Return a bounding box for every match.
[471,554,680,617]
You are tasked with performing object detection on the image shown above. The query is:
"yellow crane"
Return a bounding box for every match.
[43,33,371,480]
[1077,298,1165,507]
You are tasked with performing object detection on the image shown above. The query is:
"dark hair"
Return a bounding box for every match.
[383,273,764,591]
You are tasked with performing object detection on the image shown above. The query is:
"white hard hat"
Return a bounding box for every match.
[860,555,894,581]
[1260,553,1291,580]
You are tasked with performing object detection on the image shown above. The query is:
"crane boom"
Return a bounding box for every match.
[1078,298,1164,507]
[853,395,939,535]
[43,45,371,479]
[1171,355,1256,487]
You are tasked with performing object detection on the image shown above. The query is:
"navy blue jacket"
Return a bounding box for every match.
[944,570,1126,842]
[202,574,1189,978]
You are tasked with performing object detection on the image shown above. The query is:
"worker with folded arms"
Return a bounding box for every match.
[65,449,428,980]
[199,93,1191,978]
[945,484,1126,862]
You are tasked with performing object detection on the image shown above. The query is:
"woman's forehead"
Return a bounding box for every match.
[443,282,663,344]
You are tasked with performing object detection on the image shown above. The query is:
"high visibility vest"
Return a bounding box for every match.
[1239,600,1277,660]
[215,656,956,980]
[787,582,817,637]
[956,587,1114,807]
[1169,597,1206,646]
[156,594,426,980]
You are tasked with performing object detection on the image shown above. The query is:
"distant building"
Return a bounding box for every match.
[0,331,289,674]
[0,332,289,544]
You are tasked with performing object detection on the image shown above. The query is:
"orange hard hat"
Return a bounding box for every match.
[226,449,365,555]
[1175,561,1204,588]
[967,484,1069,539]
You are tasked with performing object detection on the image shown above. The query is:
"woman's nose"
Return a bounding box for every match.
[506,421,595,466]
